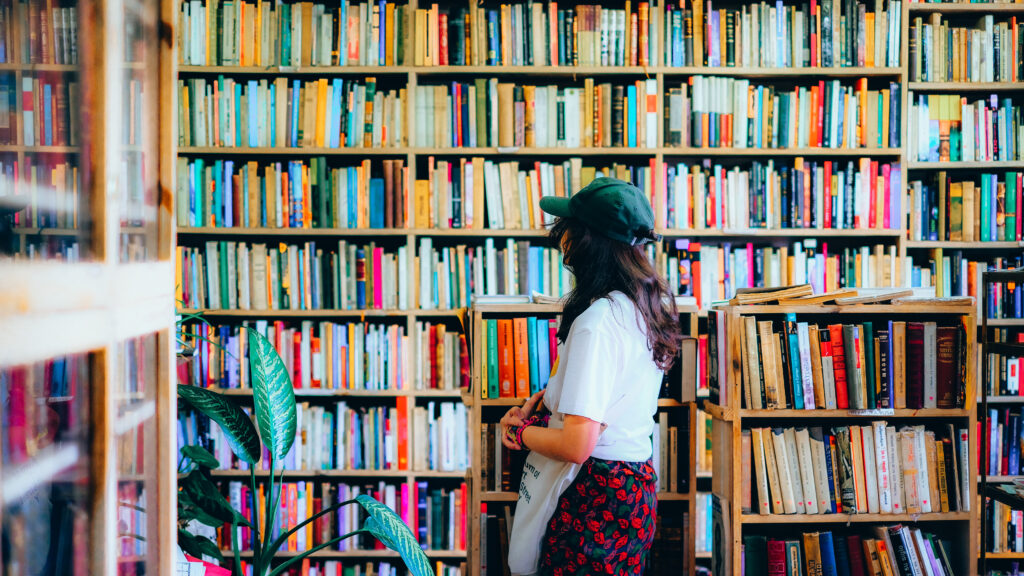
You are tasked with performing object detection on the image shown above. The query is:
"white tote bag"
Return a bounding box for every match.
[506,415,580,576]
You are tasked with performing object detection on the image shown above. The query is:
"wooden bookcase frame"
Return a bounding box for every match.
[705,302,978,575]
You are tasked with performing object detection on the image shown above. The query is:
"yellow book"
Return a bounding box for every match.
[315,79,327,147]
[428,4,439,66]
[865,12,875,67]
[385,2,395,65]
[414,9,426,66]
[255,0,262,65]
[583,78,593,148]
[472,157,485,230]
[414,179,430,228]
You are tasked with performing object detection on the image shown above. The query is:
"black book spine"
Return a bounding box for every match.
[887,526,914,575]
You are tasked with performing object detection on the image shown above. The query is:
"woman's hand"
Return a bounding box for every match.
[500,390,546,451]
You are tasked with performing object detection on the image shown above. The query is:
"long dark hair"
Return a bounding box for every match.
[550,217,682,370]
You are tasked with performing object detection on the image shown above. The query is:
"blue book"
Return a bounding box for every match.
[330,79,343,147]
[291,79,301,147]
[369,178,384,228]
[224,160,235,227]
[785,313,804,409]
[775,0,785,66]
[356,248,367,308]
[338,1,348,65]
[527,317,540,394]
[247,80,258,147]
[709,10,721,66]
[347,168,358,226]
[887,320,895,408]
[537,319,551,390]
[487,11,500,65]
[43,83,52,145]
[819,531,838,576]
[193,159,205,227]
[627,84,637,147]
[212,160,223,227]
[378,0,386,63]
[1010,413,1020,475]
[833,536,851,576]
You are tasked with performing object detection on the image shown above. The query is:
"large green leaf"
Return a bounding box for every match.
[182,470,252,528]
[246,328,296,461]
[178,385,261,465]
[181,444,221,469]
[177,529,224,562]
[355,495,434,576]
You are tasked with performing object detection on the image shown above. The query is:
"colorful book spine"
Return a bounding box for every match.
[479,316,559,400]
[910,14,1023,83]
[910,92,1024,163]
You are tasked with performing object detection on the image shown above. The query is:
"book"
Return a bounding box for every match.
[910,92,1024,163]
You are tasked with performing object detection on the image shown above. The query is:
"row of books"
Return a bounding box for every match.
[987,496,1024,554]
[909,14,1023,83]
[662,159,902,231]
[663,241,901,310]
[178,0,407,68]
[412,79,658,149]
[178,77,405,149]
[179,399,469,472]
[909,93,1024,162]
[681,77,902,150]
[685,0,902,69]
[175,157,408,230]
[479,422,526,493]
[179,320,468,392]
[649,508,690,575]
[907,171,1023,242]
[745,424,970,516]
[743,526,956,576]
[0,0,78,65]
[0,75,81,147]
[986,332,1024,396]
[268,562,462,576]
[984,408,1024,476]
[908,253,1024,318]
[175,238,572,311]
[727,313,967,411]
[217,480,467,553]
[696,409,713,475]
[652,412,686,494]
[2,353,87,467]
[479,316,558,400]
[4,159,82,231]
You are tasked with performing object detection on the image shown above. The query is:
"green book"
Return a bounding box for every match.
[784,540,803,576]
[487,319,500,399]
[1007,171,1018,241]
[743,535,768,576]
[863,322,876,409]
[474,78,488,147]
[842,324,862,409]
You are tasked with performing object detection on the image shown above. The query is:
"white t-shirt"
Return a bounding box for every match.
[542,291,664,462]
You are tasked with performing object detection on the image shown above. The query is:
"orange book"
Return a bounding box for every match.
[305,482,314,546]
[809,85,819,148]
[857,78,868,147]
[311,335,321,388]
[497,319,515,398]
[396,396,409,470]
[865,12,875,67]
[513,317,530,397]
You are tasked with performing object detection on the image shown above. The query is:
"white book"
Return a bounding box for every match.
[418,238,433,309]
[645,79,657,149]
[887,426,905,514]
[237,243,250,309]
[565,88,580,148]
[204,241,220,309]
[771,428,798,514]
[912,528,937,576]
[251,243,268,310]
[795,428,819,514]
[226,242,238,309]
[810,428,832,514]
[901,526,926,576]
[958,428,970,511]
[797,323,815,410]
[860,425,880,514]
[751,428,772,515]
[783,428,807,514]
[872,421,893,513]
[914,425,933,513]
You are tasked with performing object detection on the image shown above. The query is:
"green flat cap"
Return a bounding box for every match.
[539,177,660,245]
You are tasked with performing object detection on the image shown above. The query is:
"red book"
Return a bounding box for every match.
[767,538,786,575]
[847,534,867,576]
[310,335,321,388]
[824,161,832,228]
[935,326,960,408]
[513,317,530,398]
[438,12,449,66]
[828,324,849,409]
[906,322,926,409]
[429,325,438,389]
[293,331,302,388]
[396,396,409,470]
[691,242,702,307]
[497,319,515,397]
[548,321,558,371]
[459,333,471,389]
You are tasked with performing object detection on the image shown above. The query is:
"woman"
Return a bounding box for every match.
[501,177,682,576]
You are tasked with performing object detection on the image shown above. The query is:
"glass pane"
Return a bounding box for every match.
[114,333,158,574]
[117,0,160,262]
[0,0,89,261]
[1,352,92,576]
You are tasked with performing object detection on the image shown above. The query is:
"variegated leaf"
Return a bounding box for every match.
[356,495,434,576]
[177,385,260,465]
[246,328,296,461]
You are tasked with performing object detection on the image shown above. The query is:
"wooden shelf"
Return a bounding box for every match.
[909,160,1024,170]
[696,551,713,559]
[177,308,462,318]
[212,387,464,398]
[728,303,976,315]
[178,145,901,158]
[481,491,519,502]
[0,62,79,72]
[978,475,1022,482]
[222,548,467,559]
[663,147,901,157]
[11,227,81,236]
[740,512,972,524]
[909,82,1024,92]
[985,551,1024,559]
[908,3,1024,13]
[179,146,407,156]
[0,144,80,153]
[739,408,970,418]
[905,240,1024,249]
[983,396,1024,404]
[200,468,466,479]
[983,318,1024,326]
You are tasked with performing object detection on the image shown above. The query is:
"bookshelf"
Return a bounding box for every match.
[706,302,977,575]
[466,303,699,575]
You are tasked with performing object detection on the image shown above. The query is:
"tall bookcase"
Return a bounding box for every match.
[466,303,699,575]
[706,301,978,575]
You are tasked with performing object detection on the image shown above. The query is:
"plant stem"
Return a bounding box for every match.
[265,530,369,576]
[248,466,262,561]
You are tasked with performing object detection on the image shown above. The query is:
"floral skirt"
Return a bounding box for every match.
[537,458,658,576]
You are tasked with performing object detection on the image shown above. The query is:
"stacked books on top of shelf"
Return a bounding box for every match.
[666,241,900,309]
[0,0,78,65]
[177,0,409,67]
[179,320,468,392]
[909,92,1024,162]
[413,79,657,149]
[407,2,664,67]
[0,74,82,147]
[177,77,406,148]
[743,526,957,576]
[216,480,468,554]
[720,310,968,410]
[479,315,558,400]
[909,14,1024,83]
[662,159,903,231]
[907,171,1022,242]
[684,0,902,68]
[674,77,902,150]
[747,424,970,517]
[175,157,407,230]
[179,398,469,472]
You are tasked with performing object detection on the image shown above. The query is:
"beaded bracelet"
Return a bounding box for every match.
[505,424,526,449]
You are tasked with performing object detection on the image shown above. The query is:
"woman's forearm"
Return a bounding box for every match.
[520,416,601,465]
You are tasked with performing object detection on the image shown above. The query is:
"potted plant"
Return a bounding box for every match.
[177,328,432,576]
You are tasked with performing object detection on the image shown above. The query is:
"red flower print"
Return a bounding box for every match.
[602,510,614,522]
[631,517,643,529]
[594,532,605,545]
[616,489,627,500]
